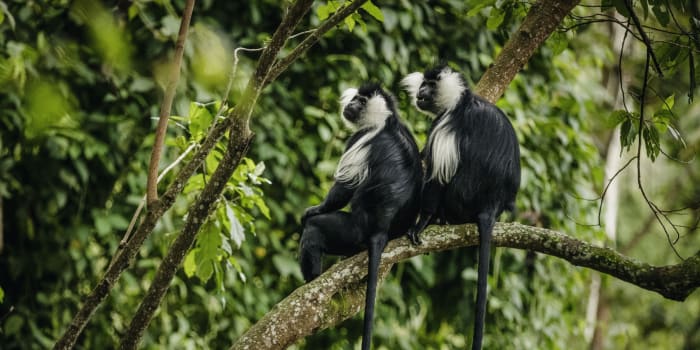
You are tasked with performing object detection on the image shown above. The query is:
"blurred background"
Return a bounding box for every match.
[0,0,698,349]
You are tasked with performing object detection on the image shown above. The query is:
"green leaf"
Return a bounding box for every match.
[199,221,221,256]
[611,0,630,17]
[253,196,271,219]
[362,1,384,22]
[196,260,214,282]
[663,94,675,109]
[607,109,630,127]
[345,16,356,32]
[640,0,649,19]
[189,102,214,140]
[548,31,568,56]
[253,161,266,177]
[667,125,687,148]
[642,124,660,161]
[0,286,4,303]
[128,4,139,20]
[486,8,505,30]
[467,4,488,17]
[226,203,245,248]
[652,4,670,26]
[316,4,330,21]
[184,249,198,277]
[619,119,633,149]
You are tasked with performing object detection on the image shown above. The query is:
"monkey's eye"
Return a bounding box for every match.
[426,81,437,88]
[356,96,368,105]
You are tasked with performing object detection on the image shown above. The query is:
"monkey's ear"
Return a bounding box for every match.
[339,88,359,111]
[400,72,424,102]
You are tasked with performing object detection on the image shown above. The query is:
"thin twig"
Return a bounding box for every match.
[635,50,683,260]
[108,142,198,271]
[623,0,664,76]
[146,0,196,205]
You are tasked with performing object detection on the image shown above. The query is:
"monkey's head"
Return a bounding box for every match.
[339,83,396,129]
[401,65,466,116]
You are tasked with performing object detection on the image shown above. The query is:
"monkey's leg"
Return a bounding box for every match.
[299,212,364,282]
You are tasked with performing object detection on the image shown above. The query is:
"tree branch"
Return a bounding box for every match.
[146,0,195,205]
[623,0,664,77]
[265,0,370,85]
[231,223,700,349]
[117,1,316,348]
[119,121,254,349]
[474,0,581,102]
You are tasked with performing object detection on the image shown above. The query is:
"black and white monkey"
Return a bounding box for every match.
[299,84,422,350]
[401,65,521,350]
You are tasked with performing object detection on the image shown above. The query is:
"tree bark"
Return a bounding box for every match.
[231,223,700,349]
[474,0,581,101]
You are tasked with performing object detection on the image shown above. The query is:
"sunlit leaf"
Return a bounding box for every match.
[184,249,198,277]
[486,8,505,30]
[362,1,384,22]
[226,203,245,248]
[467,4,489,17]
[345,16,355,32]
[253,196,271,219]
[663,94,675,110]
[316,4,330,21]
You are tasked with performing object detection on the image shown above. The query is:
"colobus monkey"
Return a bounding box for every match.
[300,84,422,350]
[401,65,520,350]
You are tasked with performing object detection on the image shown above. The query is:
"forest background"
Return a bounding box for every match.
[1,0,699,349]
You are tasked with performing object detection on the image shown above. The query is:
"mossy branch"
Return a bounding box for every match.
[231,223,700,349]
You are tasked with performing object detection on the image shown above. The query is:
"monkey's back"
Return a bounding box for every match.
[351,116,422,238]
[435,95,521,223]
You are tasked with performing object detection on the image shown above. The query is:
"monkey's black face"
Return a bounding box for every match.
[342,95,367,124]
[402,65,467,117]
[340,85,393,129]
[416,80,439,114]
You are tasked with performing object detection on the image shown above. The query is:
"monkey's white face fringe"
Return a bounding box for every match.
[401,72,423,107]
[427,113,460,184]
[335,91,389,187]
[437,69,466,111]
[362,94,391,128]
[339,88,359,129]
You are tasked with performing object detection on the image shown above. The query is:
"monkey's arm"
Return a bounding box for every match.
[301,183,354,225]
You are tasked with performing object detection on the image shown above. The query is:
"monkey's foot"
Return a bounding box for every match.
[407,230,422,245]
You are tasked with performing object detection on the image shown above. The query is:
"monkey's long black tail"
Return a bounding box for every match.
[472,212,495,350]
[362,234,388,350]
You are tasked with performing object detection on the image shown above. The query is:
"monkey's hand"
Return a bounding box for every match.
[301,205,323,226]
[406,227,422,245]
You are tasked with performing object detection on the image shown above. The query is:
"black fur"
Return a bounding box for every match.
[300,84,422,350]
[404,65,520,350]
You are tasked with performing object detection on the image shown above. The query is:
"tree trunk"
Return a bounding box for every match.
[474,0,581,101]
